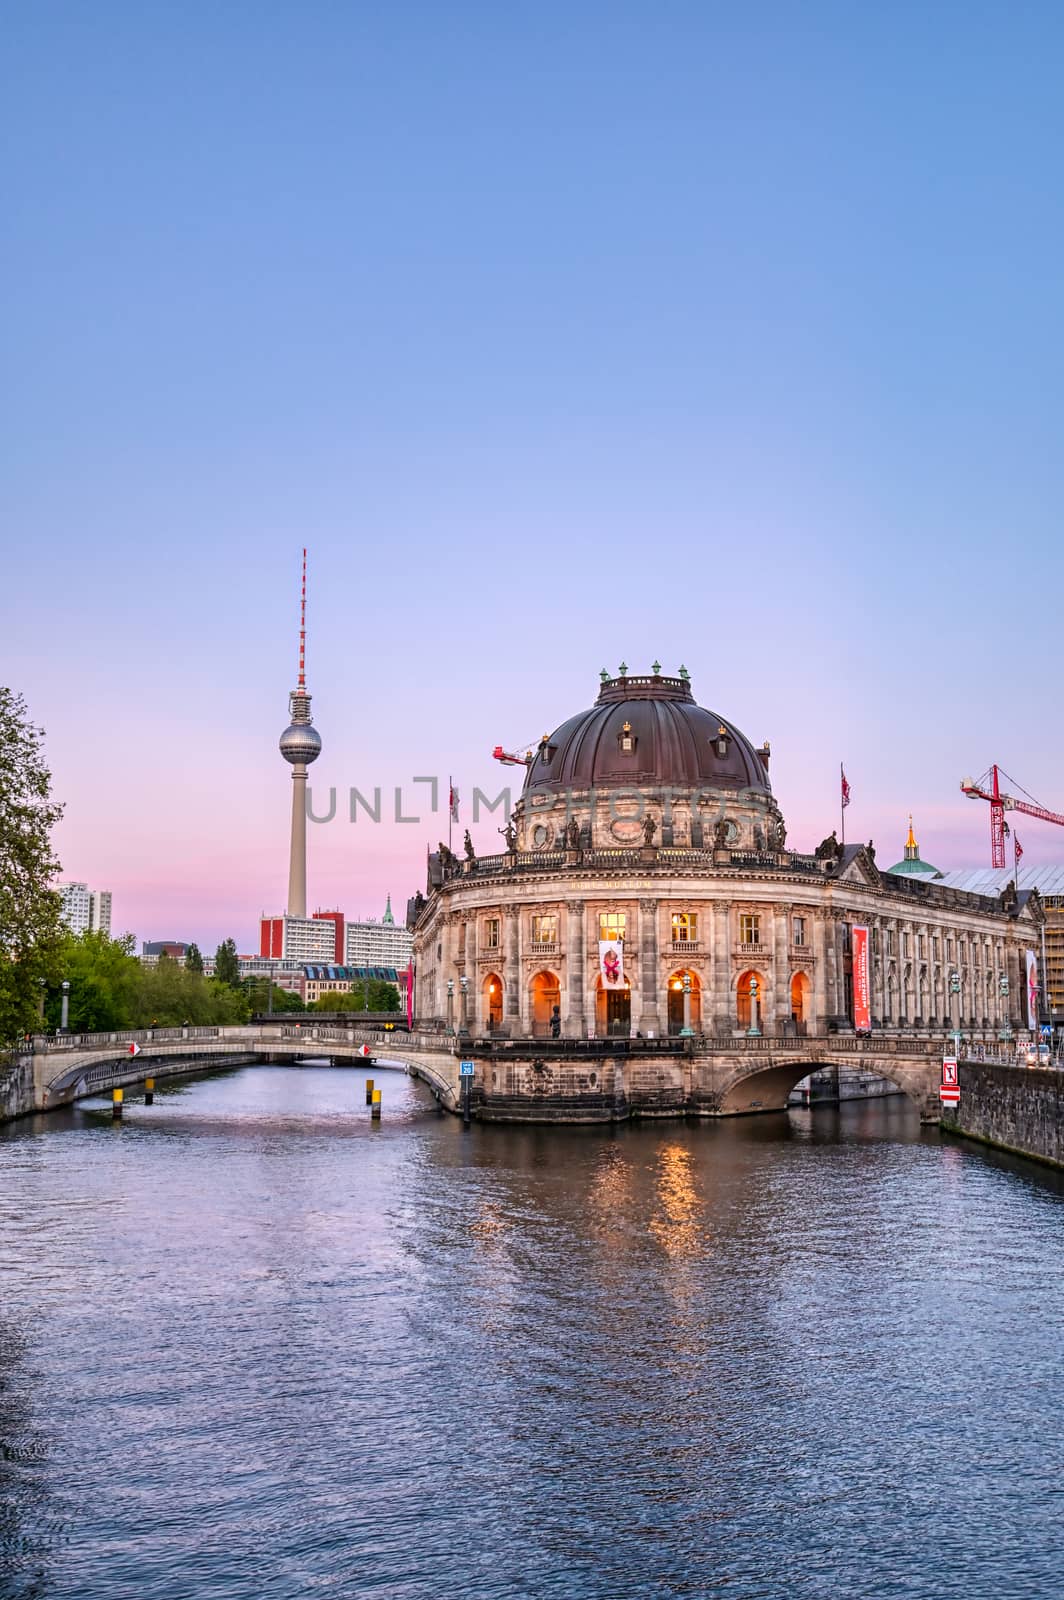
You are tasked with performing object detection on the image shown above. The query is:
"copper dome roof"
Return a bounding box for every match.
[523,673,771,797]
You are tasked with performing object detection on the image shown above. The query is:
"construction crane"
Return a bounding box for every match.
[492,734,548,768]
[960,765,1064,867]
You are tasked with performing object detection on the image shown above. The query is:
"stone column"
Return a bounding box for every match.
[565,901,585,1037]
[813,913,832,1028]
[772,903,790,1035]
[466,916,478,1028]
[504,909,520,1027]
[712,900,732,1033]
[638,899,661,1036]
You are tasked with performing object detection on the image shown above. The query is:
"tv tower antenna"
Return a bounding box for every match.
[279,548,321,917]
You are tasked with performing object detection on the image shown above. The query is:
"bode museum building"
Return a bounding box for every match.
[408,668,1042,1113]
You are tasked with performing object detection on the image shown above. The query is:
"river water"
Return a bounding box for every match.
[1,1063,1062,1600]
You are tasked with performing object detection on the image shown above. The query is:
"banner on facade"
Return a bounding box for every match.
[1026,949,1039,1030]
[852,924,871,1032]
[598,939,625,991]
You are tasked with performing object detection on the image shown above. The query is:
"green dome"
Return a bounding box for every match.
[886,816,940,878]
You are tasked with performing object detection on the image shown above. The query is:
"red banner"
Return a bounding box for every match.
[852,925,871,1032]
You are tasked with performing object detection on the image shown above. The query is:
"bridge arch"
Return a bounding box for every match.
[715,1053,935,1117]
[736,969,767,1030]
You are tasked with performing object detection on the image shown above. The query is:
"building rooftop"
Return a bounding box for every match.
[885,816,940,878]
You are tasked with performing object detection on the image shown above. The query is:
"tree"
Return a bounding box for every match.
[214,938,240,988]
[185,942,204,975]
[45,930,140,1032]
[0,689,65,1042]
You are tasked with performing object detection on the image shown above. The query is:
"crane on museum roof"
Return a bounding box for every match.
[960,765,1064,867]
[492,733,549,767]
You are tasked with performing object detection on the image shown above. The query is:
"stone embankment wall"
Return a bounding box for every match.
[941,1061,1064,1169]
[0,1052,36,1123]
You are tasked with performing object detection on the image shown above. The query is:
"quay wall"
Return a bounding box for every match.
[941,1062,1064,1170]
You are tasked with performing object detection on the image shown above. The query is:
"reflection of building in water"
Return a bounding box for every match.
[411,669,1044,1055]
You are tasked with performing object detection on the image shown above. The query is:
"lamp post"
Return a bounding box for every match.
[37,978,46,1022]
[459,974,469,1034]
[446,977,455,1033]
[60,979,70,1034]
[747,975,761,1038]
[949,969,961,1058]
[680,971,694,1037]
[999,973,1011,1047]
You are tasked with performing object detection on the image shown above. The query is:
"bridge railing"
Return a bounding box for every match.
[31,1026,222,1052]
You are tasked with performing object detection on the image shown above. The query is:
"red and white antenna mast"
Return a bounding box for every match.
[298,546,307,689]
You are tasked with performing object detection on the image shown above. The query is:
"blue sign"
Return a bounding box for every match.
[459,1061,475,1077]
[1041,1025,1052,1039]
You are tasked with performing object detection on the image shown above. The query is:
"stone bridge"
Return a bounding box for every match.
[2,1022,1002,1125]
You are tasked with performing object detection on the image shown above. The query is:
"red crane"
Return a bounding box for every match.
[492,733,549,768]
[960,765,1064,867]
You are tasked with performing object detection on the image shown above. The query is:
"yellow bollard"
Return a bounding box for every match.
[371,1088,382,1122]
[144,1077,155,1106]
[365,1077,375,1106]
[112,1087,124,1119]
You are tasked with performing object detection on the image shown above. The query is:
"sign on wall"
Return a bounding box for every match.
[852,925,871,1032]
[940,1056,960,1106]
[598,939,625,990]
[1026,950,1039,1030]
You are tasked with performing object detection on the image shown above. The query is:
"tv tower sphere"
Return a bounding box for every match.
[279,719,322,765]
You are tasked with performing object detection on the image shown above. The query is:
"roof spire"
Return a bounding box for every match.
[904,814,919,860]
[383,894,394,924]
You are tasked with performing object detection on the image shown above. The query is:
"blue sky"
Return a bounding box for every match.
[4,2,1063,947]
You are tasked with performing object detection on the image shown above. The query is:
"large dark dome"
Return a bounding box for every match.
[523,672,771,797]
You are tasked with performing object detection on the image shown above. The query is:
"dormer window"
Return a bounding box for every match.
[618,720,637,755]
[715,725,730,758]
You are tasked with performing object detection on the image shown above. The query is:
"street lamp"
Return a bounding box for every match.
[446,977,455,1033]
[747,975,761,1038]
[459,974,469,1034]
[949,970,961,1057]
[680,971,694,1037]
[60,979,70,1034]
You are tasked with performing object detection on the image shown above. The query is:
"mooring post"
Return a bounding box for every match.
[371,1088,382,1122]
[365,1076,375,1106]
[144,1077,154,1106]
[112,1087,123,1119]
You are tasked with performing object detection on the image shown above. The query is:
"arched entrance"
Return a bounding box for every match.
[666,970,702,1035]
[530,970,561,1037]
[790,971,810,1032]
[736,970,766,1030]
[483,973,503,1033]
[596,975,631,1037]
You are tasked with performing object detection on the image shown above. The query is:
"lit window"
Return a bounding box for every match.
[672,912,698,943]
[532,914,557,944]
[485,919,500,950]
[599,912,626,941]
[739,913,760,945]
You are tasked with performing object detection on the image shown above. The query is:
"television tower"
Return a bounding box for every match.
[278,549,321,917]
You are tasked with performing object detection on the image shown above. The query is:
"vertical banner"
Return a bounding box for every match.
[1026,950,1039,1030]
[598,939,625,991]
[852,924,871,1032]
[406,960,414,1030]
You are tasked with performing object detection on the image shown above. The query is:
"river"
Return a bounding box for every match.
[1,1063,1062,1600]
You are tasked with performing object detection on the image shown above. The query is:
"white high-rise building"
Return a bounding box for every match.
[345,897,413,969]
[59,882,91,934]
[89,890,112,937]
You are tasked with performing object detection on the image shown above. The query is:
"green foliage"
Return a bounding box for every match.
[241,977,303,1014]
[185,942,204,975]
[213,937,240,988]
[312,980,400,1013]
[44,930,251,1031]
[0,688,65,1042]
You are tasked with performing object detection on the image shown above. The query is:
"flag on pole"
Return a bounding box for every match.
[841,766,851,809]
[1015,834,1024,869]
[449,782,460,822]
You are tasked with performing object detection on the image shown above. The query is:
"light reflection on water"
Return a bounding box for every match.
[1,1063,1063,1600]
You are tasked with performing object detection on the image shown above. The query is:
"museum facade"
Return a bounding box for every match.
[410,670,1043,1044]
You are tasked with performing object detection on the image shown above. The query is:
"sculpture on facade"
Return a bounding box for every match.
[753,823,765,852]
[866,840,876,863]
[499,818,518,853]
[566,818,581,850]
[643,814,657,846]
[772,817,787,850]
[437,841,457,871]
[713,816,730,849]
[815,830,841,863]
[463,829,476,862]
